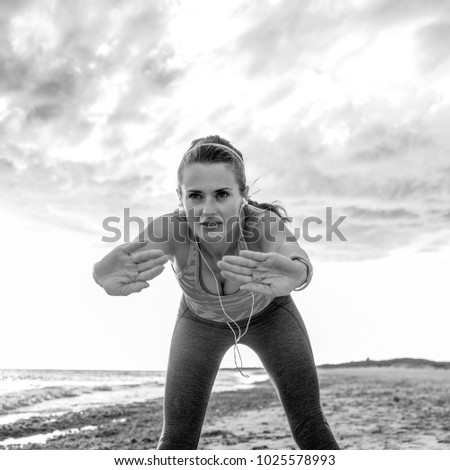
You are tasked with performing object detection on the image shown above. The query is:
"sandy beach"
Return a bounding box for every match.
[1,366,449,450]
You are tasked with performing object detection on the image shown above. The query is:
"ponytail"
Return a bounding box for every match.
[247,199,292,224]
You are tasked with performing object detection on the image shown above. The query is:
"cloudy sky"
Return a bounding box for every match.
[1,0,449,371]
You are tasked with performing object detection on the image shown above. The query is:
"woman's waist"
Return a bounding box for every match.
[179,291,277,324]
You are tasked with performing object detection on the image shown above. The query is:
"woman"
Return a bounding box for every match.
[93,135,340,450]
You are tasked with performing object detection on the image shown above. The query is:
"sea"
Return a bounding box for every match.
[0,367,269,446]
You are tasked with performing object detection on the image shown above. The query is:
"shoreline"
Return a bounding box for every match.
[0,379,282,450]
[1,367,449,450]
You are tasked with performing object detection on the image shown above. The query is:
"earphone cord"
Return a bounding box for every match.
[196,202,255,378]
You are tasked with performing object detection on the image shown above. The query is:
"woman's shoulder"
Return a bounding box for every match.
[156,208,192,246]
[155,208,191,270]
[141,210,184,238]
[244,204,281,231]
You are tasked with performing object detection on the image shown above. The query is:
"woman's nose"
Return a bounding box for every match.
[202,196,216,215]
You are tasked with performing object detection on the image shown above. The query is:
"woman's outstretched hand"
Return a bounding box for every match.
[217,250,307,297]
[93,241,170,296]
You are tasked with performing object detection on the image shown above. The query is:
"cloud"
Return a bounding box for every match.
[230,0,342,77]
[31,69,77,101]
[1,0,449,262]
[361,0,450,27]
[416,21,450,73]
[238,96,450,261]
[228,0,450,79]
[0,142,170,235]
[0,0,190,236]
[345,120,432,163]
[1,0,185,147]
[343,206,419,220]
[27,103,63,122]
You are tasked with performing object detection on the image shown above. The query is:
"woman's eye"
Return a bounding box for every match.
[188,192,229,200]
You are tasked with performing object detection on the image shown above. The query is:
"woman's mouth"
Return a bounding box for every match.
[201,221,222,229]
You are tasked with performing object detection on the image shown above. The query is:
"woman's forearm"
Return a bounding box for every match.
[290,257,313,291]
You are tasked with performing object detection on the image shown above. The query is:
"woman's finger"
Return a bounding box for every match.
[217,260,254,276]
[130,250,168,263]
[221,270,252,284]
[122,281,150,295]
[136,264,165,281]
[238,250,270,262]
[240,282,273,296]
[137,255,170,273]
[105,280,149,296]
[220,254,259,268]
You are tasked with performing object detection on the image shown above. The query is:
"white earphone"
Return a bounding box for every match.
[176,198,254,375]
[195,198,255,377]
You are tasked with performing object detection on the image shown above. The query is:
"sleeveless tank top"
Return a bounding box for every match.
[170,208,276,322]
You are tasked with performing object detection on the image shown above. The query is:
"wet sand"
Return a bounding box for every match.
[1,367,449,450]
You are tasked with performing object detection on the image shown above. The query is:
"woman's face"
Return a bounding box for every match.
[178,163,247,244]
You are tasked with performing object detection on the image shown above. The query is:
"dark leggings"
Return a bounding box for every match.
[157,294,339,450]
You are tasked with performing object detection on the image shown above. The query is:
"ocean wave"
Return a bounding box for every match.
[0,382,157,414]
